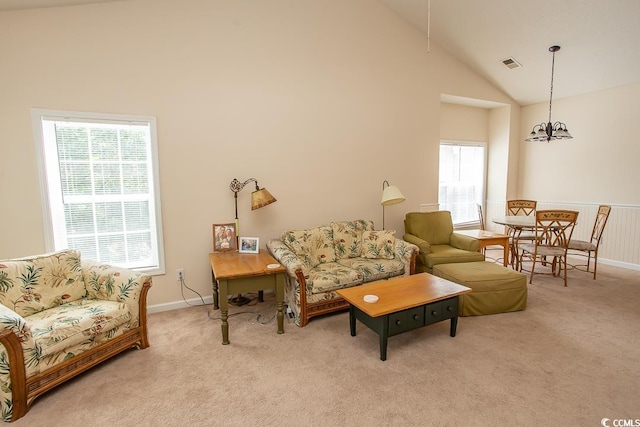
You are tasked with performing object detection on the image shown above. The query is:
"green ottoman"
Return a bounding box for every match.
[433,261,527,316]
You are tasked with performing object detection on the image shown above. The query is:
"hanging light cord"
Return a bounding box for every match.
[427,0,431,53]
[548,48,556,125]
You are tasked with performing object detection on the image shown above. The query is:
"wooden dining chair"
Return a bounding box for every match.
[505,199,537,269]
[568,205,611,279]
[518,210,579,286]
[477,203,486,230]
[507,199,537,216]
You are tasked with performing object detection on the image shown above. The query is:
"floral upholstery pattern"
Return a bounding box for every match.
[361,230,396,259]
[306,262,363,294]
[337,257,404,282]
[0,250,150,422]
[281,226,336,268]
[0,250,86,318]
[267,220,419,327]
[28,299,131,357]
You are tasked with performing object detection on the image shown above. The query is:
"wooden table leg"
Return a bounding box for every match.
[275,273,284,334]
[450,316,458,337]
[349,305,357,336]
[219,279,230,345]
[379,316,389,361]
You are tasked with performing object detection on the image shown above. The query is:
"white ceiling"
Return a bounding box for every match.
[380,0,640,105]
[3,0,640,106]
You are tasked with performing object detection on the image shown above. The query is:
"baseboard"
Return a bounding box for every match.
[147,289,279,314]
[148,296,213,314]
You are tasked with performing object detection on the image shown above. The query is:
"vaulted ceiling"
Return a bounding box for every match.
[3,0,640,106]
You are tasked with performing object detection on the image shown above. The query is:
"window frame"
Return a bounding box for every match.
[438,139,488,228]
[32,108,165,275]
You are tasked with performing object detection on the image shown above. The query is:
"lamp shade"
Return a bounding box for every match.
[251,188,277,210]
[381,185,405,206]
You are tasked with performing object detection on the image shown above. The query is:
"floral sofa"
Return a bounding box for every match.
[267,220,418,327]
[0,249,152,422]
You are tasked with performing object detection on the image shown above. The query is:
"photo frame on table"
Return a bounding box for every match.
[213,223,236,252]
[239,237,259,254]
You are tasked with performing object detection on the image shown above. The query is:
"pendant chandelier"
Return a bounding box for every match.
[525,45,573,142]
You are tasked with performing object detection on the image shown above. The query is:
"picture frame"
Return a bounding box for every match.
[213,223,237,252]
[239,237,259,254]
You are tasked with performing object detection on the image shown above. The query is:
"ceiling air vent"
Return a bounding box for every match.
[501,57,522,69]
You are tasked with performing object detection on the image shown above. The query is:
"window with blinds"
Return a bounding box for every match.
[438,141,487,226]
[32,109,165,274]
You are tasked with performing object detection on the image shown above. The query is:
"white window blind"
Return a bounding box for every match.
[438,141,487,226]
[33,109,165,274]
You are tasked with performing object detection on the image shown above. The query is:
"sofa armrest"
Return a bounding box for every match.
[403,233,431,255]
[266,239,309,278]
[393,238,419,275]
[450,232,480,252]
[0,305,39,422]
[81,260,152,328]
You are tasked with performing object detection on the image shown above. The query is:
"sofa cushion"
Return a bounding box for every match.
[361,230,396,259]
[336,257,404,282]
[307,262,364,294]
[425,245,485,268]
[28,299,132,357]
[332,220,375,259]
[281,226,335,267]
[0,250,87,318]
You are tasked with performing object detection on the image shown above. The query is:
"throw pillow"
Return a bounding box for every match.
[361,230,396,259]
[308,226,337,265]
[332,220,375,259]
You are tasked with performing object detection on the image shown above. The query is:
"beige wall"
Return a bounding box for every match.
[520,83,640,204]
[0,0,519,309]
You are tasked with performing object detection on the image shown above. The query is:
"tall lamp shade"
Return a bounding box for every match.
[381,180,405,229]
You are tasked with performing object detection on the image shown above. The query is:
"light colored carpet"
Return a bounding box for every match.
[15,259,640,426]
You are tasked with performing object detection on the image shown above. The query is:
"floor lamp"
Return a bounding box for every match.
[228,178,277,305]
[381,180,405,229]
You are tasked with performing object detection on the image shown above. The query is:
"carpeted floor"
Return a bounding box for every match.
[15,259,640,426]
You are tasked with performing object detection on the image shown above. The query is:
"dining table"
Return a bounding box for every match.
[492,215,536,269]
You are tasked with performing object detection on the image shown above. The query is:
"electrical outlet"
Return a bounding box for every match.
[176,268,184,281]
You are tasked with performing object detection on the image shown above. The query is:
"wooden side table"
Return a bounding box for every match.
[209,251,286,345]
[455,229,509,267]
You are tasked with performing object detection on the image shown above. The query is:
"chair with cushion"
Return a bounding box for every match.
[404,211,485,273]
[518,210,579,286]
[568,205,611,279]
[506,199,537,269]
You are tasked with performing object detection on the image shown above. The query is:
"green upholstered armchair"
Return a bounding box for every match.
[404,211,485,273]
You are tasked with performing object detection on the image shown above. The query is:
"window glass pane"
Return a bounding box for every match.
[128,232,153,264]
[121,129,148,161]
[93,163,122,195]
[125,201,150,231]
[90,128,119,161]
[95,202,124,233]
[55,125,89,161]
[64,203,95,235]
[439,143,486,225]
[98,234,126,264]
[60,162,92,196]
[122,163,149,194]
[68,236,97,260]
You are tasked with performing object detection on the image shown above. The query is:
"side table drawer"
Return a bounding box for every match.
[388,306,424,336]
[425,297,459,325]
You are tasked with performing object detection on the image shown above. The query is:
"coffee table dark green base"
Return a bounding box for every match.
[349,295,460,361]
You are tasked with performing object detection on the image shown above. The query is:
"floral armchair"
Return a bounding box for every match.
[0,249,151,422]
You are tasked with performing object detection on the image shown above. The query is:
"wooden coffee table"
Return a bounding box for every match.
[336,273,471,361]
